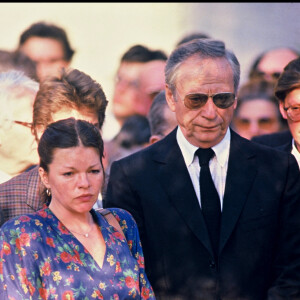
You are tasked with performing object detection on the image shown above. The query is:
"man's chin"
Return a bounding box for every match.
[191,131,225,147]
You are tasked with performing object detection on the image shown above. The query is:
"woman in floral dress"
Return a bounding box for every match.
[0,118,155,300]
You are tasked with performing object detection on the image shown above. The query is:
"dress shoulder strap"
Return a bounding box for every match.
[97,208,126,240]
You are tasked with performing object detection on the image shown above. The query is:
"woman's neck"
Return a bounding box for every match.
[49,201,94,232]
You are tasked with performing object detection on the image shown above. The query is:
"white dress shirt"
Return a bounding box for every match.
[291,139,300,169]
[176,127,231,211]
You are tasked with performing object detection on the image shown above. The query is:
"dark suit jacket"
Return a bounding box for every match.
[104,128,300,300]
[0,166,43,226]
[252,130,293,152]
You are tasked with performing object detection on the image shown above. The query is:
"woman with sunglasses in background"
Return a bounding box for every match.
[252,57,300,169]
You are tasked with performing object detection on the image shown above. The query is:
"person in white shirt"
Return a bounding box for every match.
[252,57,300,169]
[276,57,300,168]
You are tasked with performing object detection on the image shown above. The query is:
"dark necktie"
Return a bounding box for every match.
[195,148,221,258]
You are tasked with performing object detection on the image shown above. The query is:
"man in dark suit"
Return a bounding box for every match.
[252,57,300,168]
[104,39,300,300]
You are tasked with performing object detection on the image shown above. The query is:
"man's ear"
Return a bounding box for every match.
[233,97,238,110]
[149,135,161,145]
[38,167,50,189]
[165,85,176,112]
[279,101,288,119]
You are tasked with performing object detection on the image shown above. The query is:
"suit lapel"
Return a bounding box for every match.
[276,141,292,153]
[153,129,213,256]
[219,131,257,253]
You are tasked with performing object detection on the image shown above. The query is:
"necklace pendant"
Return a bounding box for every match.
[85,233,89,237]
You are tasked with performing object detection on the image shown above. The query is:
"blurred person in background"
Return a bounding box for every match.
[175,31,210,47]
[103,44,167,163]
[18,21,75,82]
[137,59,167,113]
[110,44,167,129]
[148,90,177,144]
[105,91,177,178]
[231,78,287,140]
[0,49,38,81]
[105,114,151,175]
[248,46,299,81]
[0,70,39,183]
[0,68,108,226]
[252,57,300,168]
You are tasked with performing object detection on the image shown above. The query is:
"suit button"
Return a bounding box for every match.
[209,260,216,269]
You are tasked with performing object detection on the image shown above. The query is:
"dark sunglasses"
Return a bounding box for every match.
[177,90,236,110]
[283,105,300,122]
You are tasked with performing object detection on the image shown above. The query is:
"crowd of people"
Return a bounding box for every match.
[0,20,300,300]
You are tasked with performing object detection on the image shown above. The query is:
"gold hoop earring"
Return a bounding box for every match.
[46,189,51,197]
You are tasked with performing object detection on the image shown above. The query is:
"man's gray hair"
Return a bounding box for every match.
[165,38,240,94]
[0,70,39,121]
[0,70,39,93]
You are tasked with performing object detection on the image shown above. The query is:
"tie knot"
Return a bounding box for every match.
[195,148,215,166]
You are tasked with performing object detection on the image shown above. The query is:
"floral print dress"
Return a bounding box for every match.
[0,207,155,300]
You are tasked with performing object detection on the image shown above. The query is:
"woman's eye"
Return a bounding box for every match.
[90,169,100,174]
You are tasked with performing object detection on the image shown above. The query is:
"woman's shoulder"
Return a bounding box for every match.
[95,207,138,235]
[97,207,134,223]
[0,207,49,232]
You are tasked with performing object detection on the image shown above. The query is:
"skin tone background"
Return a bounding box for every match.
[0,2,299,139]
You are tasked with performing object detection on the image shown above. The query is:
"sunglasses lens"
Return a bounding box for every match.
[287,106,300,122]
[213,93,235,108]
[182,92,235,109]
[184,94,208,109]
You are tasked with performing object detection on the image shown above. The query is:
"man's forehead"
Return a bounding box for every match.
[21,37,65,61]
[117,62,145,76]
[176,57,233,83]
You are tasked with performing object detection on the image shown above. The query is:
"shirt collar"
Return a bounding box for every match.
[291,138,300,168]
[177,126,231,167]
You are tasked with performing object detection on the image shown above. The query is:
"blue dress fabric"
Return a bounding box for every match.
[0,206,155,300]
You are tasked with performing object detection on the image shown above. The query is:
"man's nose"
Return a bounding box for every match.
[201,97,218,118]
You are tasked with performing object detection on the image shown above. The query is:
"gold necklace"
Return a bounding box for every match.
[68,222,94,238]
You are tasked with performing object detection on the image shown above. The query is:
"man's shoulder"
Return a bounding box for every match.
[114,129,177,165]
[231,130,294,164]
[251,130,292,147]
[0,166,39,193]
